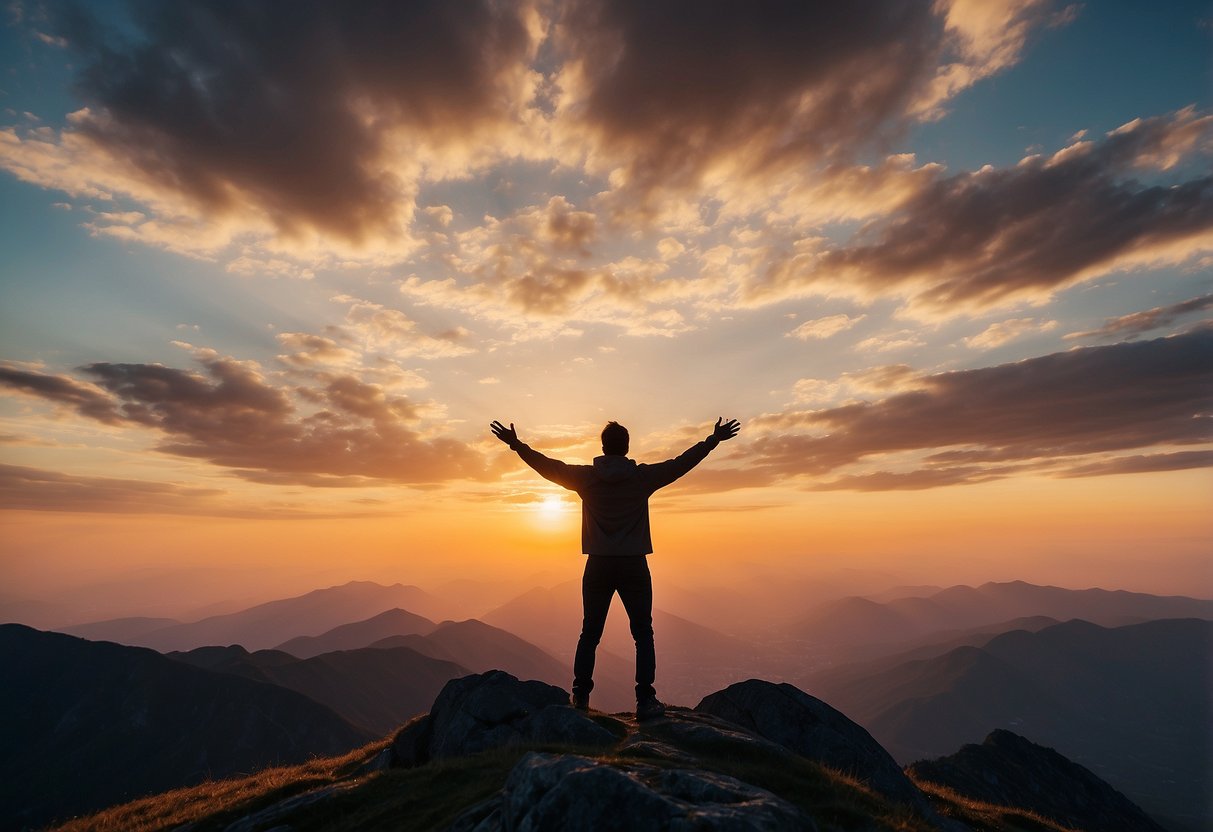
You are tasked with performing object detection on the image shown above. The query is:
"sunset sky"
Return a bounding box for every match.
[1,0,1210,622]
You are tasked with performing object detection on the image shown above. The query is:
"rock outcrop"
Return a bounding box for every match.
[696,679,932,814]
[907,729,1167,832]
[450,751,817,831]
[390,670,617,766]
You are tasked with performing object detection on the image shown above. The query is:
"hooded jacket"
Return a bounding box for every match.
[509,435,720,556]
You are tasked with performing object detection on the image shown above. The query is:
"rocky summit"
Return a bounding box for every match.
[47,670,1169,831]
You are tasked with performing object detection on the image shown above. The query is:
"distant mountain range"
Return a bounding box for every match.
[793,579,1213,662]
[275,607,437,657]
[813,617,1213,832]
[63,581,447,651]
[0,624,371,831]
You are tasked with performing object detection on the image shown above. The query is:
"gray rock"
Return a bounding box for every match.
[390,713,434,767]
[617,737,701,766]
[452,752,817,832]
[696,679,930,813]
[391,671,616,768]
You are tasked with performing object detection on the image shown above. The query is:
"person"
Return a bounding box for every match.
[489,417,741,720]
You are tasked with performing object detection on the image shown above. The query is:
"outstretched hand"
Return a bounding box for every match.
[712,417,741,442]
[490,420,519,447]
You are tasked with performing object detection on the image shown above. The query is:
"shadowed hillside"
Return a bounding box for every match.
[815,618,1212,832]
[0,625,372,831]
[170,644,469,735]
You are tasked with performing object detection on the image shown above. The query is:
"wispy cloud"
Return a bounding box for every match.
[1065,294,1213,341]
[787,314,865,341]
[963,317,1058,349]
[743,325,1213,490]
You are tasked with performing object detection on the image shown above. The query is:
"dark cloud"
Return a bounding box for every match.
[742,326,1213,490]
[0,354,492,486]
[0,364,121,423]
[555,0,1054,209]
[748,109,1213,311]
[1066,294,1213,341]
[47,0,535,243]
[558,2,935,189]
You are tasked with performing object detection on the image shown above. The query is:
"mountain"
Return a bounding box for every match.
[908,729,1166,832]
[482,581,752,705]
[376,618,569,687]
[804,615,1062,687]
[794,580,1213,660]
[170,644,468,735]
[59,616,182,643]
[124,581,446,651]
[57,671,1156,832]
[0,624,371,831]
[815,618,1212,832]
[275,607,437,658]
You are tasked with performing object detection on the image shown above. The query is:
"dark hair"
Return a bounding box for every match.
[601,421,629,456]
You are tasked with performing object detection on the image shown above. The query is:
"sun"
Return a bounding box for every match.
[538,494,564,518]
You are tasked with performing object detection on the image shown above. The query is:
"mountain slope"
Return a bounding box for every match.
[0,624,372,831]
[129,581,445,651]
[908,729,1166,832]
[275,607,437,658]
[817,618,1212,832]
[170,644,469,735]
[399,618,569,687]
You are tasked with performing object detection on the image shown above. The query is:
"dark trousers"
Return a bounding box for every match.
[572,555,656,701]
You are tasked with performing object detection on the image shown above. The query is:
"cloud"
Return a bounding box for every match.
[963,317,1058,349]
[0,363,121,423]
[334,295,476,359]
[787,313,865,341]
[0,0,543,256]
[552,0,1059,217]
[0,351,493,486]
[275,332,361,369]
[0,462,234,514]
[1065,294,1213,341]
[744,107,1213,315]
[398,198,725,337]
[742,326,1213,490]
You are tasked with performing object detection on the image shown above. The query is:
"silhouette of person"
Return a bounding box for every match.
[490,417,740,719]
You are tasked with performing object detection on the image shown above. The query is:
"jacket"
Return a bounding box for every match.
[509,435,720,556]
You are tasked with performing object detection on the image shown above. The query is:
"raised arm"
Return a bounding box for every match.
[644,417,740,491]
[490,420,584,491]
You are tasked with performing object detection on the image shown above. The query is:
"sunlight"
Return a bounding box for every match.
[538,494,564,518]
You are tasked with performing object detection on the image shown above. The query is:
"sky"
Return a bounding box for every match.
[1,0,1210,623]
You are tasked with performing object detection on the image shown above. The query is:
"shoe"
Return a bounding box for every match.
[636,696,666,720]
[571,692,590,711]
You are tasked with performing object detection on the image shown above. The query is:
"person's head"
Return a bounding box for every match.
[601,421,629,456]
